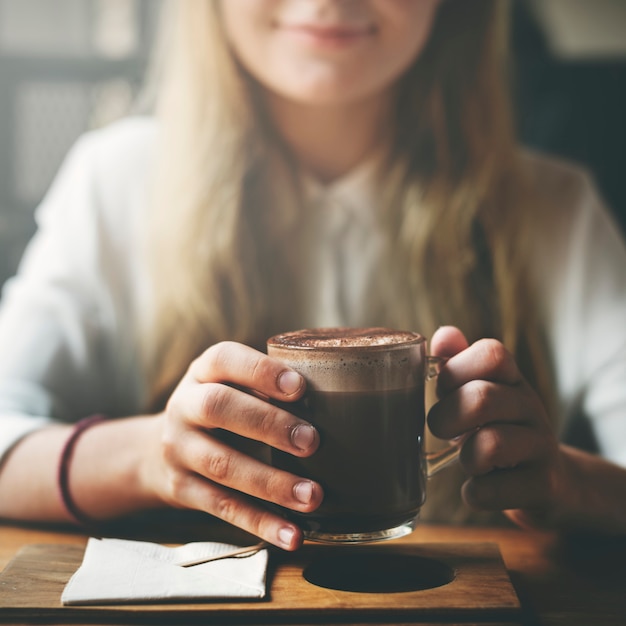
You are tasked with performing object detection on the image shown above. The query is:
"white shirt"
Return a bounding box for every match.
[1,117,626,467]
[298,157,386,329]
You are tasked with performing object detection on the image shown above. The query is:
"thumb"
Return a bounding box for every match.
[430,325,469,358]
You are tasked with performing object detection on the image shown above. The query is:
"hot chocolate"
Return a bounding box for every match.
[267,327,428,542]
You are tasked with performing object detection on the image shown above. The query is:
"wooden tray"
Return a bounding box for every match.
[0,541,520,623]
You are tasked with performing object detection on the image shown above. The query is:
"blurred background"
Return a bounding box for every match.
[0,0,161,289]
[0,0,625,290]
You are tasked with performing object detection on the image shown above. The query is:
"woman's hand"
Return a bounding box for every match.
[427,326,575,530]
[143,341,323,550]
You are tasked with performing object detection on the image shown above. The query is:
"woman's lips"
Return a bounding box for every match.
[276,22,375,48]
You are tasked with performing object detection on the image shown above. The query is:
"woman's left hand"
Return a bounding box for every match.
[427,326,573,529]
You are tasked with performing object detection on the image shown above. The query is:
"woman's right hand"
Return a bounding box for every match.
[142,341,323,550]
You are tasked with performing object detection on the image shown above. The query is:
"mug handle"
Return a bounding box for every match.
[424,355,462,477]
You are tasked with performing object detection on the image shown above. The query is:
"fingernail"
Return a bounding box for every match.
[277,526,296,549]
[294,481,313,504]
[292,424,316,451]
[278,371,303,396]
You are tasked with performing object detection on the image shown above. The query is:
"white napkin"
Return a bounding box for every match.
[61,537,268,605]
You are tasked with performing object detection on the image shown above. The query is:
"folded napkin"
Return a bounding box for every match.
[61,537,269,605]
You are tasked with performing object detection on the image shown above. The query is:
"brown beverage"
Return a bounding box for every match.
[267,327,428,543]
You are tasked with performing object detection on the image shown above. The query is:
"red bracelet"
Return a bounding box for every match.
[57,415,106,527]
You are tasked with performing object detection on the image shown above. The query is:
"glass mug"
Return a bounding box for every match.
[267,327,460,544]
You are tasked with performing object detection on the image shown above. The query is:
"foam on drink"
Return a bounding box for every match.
[267,327,425,392]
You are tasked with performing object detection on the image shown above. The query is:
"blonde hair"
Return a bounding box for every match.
[141,1,555,519]
[142,0,301,406]
[381,0,553,393]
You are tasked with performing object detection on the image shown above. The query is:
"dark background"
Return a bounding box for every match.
[513,1,626,234]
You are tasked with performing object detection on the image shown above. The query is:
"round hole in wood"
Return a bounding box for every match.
[303,552,455,593]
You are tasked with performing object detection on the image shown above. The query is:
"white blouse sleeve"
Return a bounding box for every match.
[531,155,626,467]
[0,120,150,463]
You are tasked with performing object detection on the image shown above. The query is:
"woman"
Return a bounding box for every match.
[0,0,625,551]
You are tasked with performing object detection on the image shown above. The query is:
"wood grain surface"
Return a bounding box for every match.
[2,521,626,625]
[0,541,519,623]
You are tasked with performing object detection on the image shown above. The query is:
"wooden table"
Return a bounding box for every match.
[1,519,625,625]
